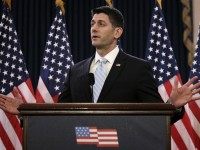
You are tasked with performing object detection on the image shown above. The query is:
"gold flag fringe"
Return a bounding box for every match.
[157,0,162,9]
[55,0,65,15]
[105,0,113,7]
[3,0,12,9]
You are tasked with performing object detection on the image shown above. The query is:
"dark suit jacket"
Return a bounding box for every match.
[58,50,163,103]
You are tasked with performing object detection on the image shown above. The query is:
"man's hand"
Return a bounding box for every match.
[170,76,200,108]
[0,87,23,114]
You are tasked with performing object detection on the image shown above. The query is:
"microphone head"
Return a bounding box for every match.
[88,73,95,85]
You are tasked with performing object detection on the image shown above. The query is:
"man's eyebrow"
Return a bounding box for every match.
[92,20,106,23]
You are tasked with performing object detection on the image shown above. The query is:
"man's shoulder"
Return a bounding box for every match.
[120,51,149,65]
[71,57,93,70]
[74,58,89,66]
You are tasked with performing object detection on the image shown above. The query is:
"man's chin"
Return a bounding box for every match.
[92,42,100,48]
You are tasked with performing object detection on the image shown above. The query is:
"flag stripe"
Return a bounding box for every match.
[35,89,46,103]
[97,142,119,147]
[0,110,22,150]
[25,78,35,96]
[98,141,118,144]
[163,80,172,96]
[17,81,36,103]
[36,77,54,103]
[171,125,188,150]
[98,137,118,140]
[182,111,200,148]
[158,84,169,102]
[185,104,200,138]
[77,139,98,143]
[188,102,200,123]
[0,123,13,150]
[171,138,178,150]
[186,105,200,139]
[175,121,196,149]
[5,113,22,143]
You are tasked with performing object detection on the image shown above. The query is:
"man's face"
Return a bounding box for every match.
[90,13,118,49]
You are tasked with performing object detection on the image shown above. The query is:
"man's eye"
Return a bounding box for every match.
[99,23,105,26]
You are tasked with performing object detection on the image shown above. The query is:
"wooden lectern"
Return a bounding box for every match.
[19,103,175,150]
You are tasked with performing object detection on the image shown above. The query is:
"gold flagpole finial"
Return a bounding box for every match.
[157,0,162,9]
[3,0,12,9]
[105,0,113,7]
[55,0,65,15]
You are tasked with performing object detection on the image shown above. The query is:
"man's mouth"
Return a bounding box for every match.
[92,35,100,39]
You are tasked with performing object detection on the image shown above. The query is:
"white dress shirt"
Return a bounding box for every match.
[89,46,120,78]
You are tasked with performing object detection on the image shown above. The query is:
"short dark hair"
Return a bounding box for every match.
[91,6,124,29]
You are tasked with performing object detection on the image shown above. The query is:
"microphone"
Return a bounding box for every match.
[88,73,95,100]
[88,73,95,85]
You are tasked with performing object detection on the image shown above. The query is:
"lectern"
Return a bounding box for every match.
[19,103,175,150]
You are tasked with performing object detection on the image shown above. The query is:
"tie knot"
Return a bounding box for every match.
[99,58,108,64]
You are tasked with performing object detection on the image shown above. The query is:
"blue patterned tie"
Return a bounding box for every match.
[93,58,108,103]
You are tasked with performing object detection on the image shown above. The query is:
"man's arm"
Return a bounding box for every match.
[136,62,163,102]
[58,68,72,103]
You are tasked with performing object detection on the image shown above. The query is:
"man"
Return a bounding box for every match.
[58,6,200,106]
[59,6,162,103]
[0,6,200,115]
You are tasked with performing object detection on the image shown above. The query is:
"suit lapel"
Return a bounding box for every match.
[98,51,127,101]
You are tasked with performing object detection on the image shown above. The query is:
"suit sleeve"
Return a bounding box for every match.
[136,61,163,103]
[58,68,72,103]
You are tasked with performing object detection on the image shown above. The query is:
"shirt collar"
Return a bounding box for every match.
[94,46,120,64]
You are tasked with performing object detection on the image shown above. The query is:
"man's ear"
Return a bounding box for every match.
[114,27,123,39]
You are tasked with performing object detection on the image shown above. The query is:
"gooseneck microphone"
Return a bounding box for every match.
[88,73,95,100]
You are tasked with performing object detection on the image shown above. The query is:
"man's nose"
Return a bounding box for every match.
[91,24,98,32]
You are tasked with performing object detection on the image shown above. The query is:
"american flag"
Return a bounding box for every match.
[188,25,200,148]
[145,2,200,149]
[0,4,36,150]
[75,127,119,148]
[35,7,74,103]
